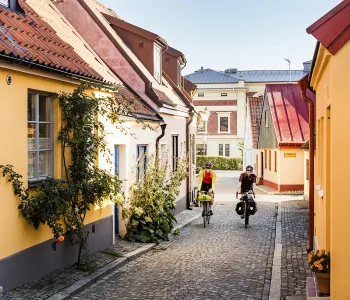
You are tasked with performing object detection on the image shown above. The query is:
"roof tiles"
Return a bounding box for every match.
[0,0,102,80]
[265,84,313,144]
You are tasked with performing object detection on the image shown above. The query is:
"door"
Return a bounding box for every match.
[114,145,119,235]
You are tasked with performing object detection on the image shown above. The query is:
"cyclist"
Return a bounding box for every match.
[235,165,257,217]
[198,161,217,215]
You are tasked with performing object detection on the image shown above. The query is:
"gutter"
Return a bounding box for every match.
[186,109,195,210]
[78,0,163,107]
[298,74,315,253]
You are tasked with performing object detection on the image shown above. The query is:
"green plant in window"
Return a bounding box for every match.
[0,83,152,268]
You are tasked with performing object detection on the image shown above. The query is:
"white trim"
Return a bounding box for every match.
[159,107,189,117]
[217,112,231,134]
[196,135,239,140]
[194,106,237,112]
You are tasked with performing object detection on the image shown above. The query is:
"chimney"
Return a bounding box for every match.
[200,66,204,72]
[225,68,237,74]
[303,60,312,73]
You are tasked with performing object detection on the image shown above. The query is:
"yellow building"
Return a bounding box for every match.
[303,1,350,298]
[0,0,115,292]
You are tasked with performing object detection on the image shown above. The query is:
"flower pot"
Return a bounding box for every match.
[315,273,330,294]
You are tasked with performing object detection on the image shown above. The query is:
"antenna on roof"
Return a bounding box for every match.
[284,58,291,83]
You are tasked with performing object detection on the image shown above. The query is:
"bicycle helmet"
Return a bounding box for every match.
[204,161,212,169]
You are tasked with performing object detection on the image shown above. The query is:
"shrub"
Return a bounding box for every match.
[196,156,243,171]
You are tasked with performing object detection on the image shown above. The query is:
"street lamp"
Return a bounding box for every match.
[284,58,291,83]
[200,107,210,155]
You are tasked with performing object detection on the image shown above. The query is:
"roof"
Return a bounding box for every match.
[265,84,313,144]
[185,68,307,84]
[183,77,197,95]
[166,46,186,65]
[153,88,175,107]
[307,0,350,55]
[249,96,264,148]
[102,12,168,48]
[0,0,103,81]
[185,68,238,84]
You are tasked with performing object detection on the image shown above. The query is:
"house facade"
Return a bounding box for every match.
[185,66,310,163]
[0,0,121,291]
[302,0,350,297]
[256,84,312,191]
[53,0,196,215]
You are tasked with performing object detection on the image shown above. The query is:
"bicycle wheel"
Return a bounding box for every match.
[203,202,207,228]
[244,201,249,228]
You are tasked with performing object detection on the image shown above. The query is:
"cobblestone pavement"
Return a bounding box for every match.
[280,200,311,300]
[3,209,202,300]
[72,200,277,300]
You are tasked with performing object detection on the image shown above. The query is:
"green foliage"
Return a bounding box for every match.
[0,83,146,267]
[237,141,244,160]
[125,153,188,243]
[308,250,330,273]
[196,156,242,171]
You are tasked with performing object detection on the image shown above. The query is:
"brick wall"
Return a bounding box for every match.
[202,111,237,135]
[193,100,237,106]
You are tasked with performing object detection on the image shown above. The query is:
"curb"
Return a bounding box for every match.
[48,210,202,300]
[47,243,156,300]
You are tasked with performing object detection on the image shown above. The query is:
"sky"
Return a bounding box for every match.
[98,0,340,75]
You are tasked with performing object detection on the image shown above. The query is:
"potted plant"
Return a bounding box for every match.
[308,250,330,294]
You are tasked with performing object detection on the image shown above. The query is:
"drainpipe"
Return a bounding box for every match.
[298,75,315,253]
[186,109,195,210]
[155,121,167,163]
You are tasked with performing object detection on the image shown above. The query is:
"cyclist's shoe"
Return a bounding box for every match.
[240,215,244,219]
[209,210,213,216]
[202,211,205,217]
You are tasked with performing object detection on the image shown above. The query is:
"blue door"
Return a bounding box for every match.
[114,146,119,235]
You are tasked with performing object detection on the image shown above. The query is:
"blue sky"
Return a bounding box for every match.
[98,0,340,75]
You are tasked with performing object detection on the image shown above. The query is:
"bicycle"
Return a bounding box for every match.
[237,190,256,228]
[197,191,212,228]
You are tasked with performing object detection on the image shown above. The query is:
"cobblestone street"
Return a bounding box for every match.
[72,199,277,300]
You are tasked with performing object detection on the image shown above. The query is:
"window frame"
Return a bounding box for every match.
[27,92,54,183]
[153,43,162,83]
[218,113,231,133]
[274,151,277,172]
[221,93,228,97]
[219,144,223,156]
[197,120,207,133]
[264,149,267,169]
[136,144,148,180]
[177,61,181,87]
[225,144,230,157]
[172,135,179,171]
[198,93,204,97]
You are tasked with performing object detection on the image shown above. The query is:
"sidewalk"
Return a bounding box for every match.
[3,207,202,300]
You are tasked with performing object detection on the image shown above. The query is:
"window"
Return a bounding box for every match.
[219,117,229,132]
[196,144,207,156]
[172,135,179,171]
[154,44,162,83]
[197,121,206,133]
[221,93,227,97]
[137,145,147,180]
[198,93,204,97]
[219,144,223,156]
[269,150,271,170]
[274,151,277,172]
[265,111,269,127]
[306,159,309,180]
[177,62,181,87]
[225,144,230,157]
[264,149,267,169]
[28,93,53,182]
[160,143,167,162]
[0,0,9,7]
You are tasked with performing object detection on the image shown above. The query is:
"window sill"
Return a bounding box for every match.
[218,132,230,134]
[28,177,53,188]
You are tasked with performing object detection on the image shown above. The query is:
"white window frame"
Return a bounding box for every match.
[153,43,162,83]
[217,112,231,133]
[198,93,204,97]
[177,62,181,87]
[27,92,54,183]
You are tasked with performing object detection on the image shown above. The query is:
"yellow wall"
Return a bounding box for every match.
[0,66,113,260]
[303,151,309,200]
[310,42,350,299]
[279,149,304,186]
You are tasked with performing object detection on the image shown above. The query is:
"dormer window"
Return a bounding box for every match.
[177,62,181,87]
[154,44,162,83]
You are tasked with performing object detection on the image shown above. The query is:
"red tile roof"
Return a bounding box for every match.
[115,87,157,117]
[0,0,103,81]
[248,96,264,148]
[307,0,350,55]
[153,88,175,107]
[265,84,313,145]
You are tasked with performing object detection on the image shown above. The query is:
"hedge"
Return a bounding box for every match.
[196,156,243,171]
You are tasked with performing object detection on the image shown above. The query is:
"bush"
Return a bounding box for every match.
[196,156,243,171]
